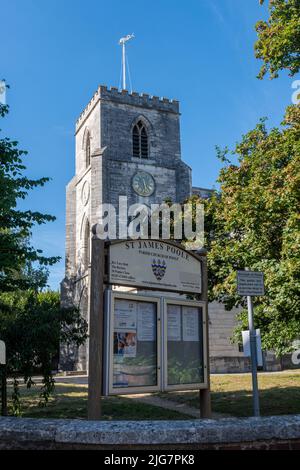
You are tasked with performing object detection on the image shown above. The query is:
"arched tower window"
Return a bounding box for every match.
[85,132,91,167]
[83,218,91,270]
[132,120,148,158]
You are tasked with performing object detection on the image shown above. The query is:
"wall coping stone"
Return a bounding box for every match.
[1,415,300,446]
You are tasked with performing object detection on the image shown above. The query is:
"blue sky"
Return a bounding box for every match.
[1,0,294,290]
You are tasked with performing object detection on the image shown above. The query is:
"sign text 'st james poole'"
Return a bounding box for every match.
[109,241,202,294]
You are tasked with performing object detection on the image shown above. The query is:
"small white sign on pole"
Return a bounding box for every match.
[237,270,265,296]
[0,340,6,365]
[242,329,263,367]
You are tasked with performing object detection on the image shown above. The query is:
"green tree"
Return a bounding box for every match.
[0,290,87,414]
[0,86,87,414]
[0,90,59,292]
[255,0,300,79]
[200,105,300,355]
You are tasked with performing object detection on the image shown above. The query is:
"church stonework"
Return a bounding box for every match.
[60,86,192,371]
[61,85,281,373]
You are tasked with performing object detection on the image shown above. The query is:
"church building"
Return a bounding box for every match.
[61,85,280,373]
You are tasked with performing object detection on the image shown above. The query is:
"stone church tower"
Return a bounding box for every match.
[61,85,192,371]
[61,84,280,374]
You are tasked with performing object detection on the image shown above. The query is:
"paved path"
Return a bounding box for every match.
[122,393,229,419]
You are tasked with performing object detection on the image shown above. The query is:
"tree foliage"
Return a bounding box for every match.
[200,105,300,355]
[0,95,59,292]
[0,87,87,414]
[255,0,300,79]
[0,290,88,414]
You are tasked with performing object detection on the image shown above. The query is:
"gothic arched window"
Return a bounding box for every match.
[132,120,148,158]
[85,132,91,167]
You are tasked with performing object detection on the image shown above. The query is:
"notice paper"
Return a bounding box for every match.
[182,307,199,342]
[167,305,181,341]
[114,299,137,330]
[137,302,156,341]
[114,331,137,357]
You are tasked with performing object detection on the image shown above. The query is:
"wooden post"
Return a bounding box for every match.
[1,365,7,416]
[199,253,212,418]
[88,235,105,420]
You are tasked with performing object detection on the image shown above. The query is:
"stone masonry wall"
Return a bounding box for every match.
[1,415,300,450]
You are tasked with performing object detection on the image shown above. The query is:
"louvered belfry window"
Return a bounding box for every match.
[132,120,148,158]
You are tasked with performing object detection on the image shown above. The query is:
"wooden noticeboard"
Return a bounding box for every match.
[88,233,211,420]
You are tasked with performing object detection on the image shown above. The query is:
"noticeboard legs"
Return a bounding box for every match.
[88,236,105,420]
[1,365,7,416]
[200,388,211,418]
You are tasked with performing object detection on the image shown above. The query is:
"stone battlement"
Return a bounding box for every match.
[76,85,180,130]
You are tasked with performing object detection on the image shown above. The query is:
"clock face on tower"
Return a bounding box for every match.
[132,171,155,197]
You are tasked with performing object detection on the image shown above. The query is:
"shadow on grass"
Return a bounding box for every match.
[7,384,190,420]
[159,386,300,417]
[7,380,300,419]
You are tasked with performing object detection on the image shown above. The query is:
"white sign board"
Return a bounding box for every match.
[0,340,6,365]
[237,271,264,296]
[242,329,263,367]
[109,240,202,294]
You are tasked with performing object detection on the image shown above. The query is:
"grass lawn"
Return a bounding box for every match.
[159,371,300,417]
[6,383,189,420]
[5,371,300,419]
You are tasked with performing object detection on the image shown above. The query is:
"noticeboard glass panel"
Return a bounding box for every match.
[166,304,204,386]
[112,298,158,389]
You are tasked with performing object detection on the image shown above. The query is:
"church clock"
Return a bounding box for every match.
[132,171,155,197]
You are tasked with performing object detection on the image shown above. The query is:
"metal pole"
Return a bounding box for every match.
[122,42,126,90]
[198,253,211,418]
[247,295,260,417]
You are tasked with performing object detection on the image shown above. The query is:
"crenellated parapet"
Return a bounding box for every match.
[76,85,180,131]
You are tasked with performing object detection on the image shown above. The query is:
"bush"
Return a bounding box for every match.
[0,290,87,414]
